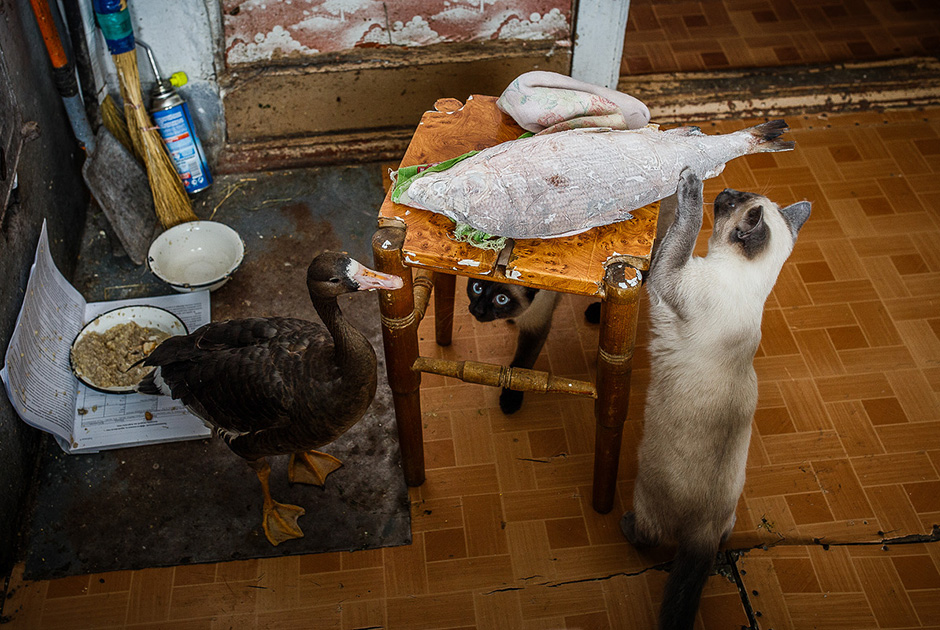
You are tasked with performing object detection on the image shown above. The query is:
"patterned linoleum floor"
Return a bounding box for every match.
[3,108,939,630]
[622,0,940,75]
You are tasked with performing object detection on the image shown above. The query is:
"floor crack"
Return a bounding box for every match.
[726,550,760,630]
[515,453,569,464]
[810,524,940,549]
[547,562,673,589]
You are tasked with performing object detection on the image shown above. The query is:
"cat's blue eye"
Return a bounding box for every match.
[495,294,509,306]
[471,282,483,295]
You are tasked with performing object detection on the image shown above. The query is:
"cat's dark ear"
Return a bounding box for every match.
[736,206,763,238]
[781,201,811,237]
[731,206,769,258]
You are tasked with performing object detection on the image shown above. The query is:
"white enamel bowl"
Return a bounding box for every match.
[69,305,188,394]
[148,221,245,292]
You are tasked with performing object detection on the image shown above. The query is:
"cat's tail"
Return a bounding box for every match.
[658,535,720,630]
[746,119,795,153]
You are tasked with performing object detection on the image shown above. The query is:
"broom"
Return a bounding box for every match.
[93,0,196,228]
[100,94,135,158]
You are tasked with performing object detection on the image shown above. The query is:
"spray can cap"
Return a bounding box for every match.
[170,72,188,88]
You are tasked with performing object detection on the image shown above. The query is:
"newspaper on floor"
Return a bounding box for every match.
[1,220,213,454]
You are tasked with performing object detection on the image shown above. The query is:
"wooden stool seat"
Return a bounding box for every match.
[379,95,660,294]
[373,95,660,514]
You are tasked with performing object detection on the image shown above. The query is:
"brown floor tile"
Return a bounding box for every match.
[474,589,524,630]
[774,557,824,593]
[544,517,591,550]
[45,574,90,599]
[425,555,513,593]
[892,553,940,590]
[298,551,341,575]
[424,438,457,469]
[386,592,475,630]
[828,325,869,350]
[786,491,838,525]
[863,396,909,425]
[423,527,467,562]
[528,427,569,459]
[754,406,797,435]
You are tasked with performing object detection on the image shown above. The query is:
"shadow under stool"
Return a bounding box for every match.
[372,95,661,514]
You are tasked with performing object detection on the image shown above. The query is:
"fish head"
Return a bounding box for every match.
[711,189,811,263]
[461,172,490,201]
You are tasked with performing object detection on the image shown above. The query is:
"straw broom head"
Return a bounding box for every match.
[112,48,197,228]
[100,94,137,159]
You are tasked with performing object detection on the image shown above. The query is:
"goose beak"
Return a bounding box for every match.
[350,261,404,291]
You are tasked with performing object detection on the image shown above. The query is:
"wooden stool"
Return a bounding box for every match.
[372,95,660,514]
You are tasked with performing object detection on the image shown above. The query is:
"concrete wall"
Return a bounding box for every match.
[217,40,571,171]
[0,0,89,578]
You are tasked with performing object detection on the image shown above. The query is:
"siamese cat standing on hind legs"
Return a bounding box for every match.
[622,167,810,630]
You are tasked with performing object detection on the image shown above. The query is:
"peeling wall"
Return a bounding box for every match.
[222,0,572,65]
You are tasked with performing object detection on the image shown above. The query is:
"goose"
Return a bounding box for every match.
[137,251,403,545]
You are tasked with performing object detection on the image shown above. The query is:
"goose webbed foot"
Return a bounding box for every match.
[289,450,343,486]
[248,457,306,546]
[262,501,306,546]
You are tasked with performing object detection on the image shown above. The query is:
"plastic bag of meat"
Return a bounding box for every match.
[496,70,651,134]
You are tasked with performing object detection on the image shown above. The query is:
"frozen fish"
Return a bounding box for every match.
[397,120,795,239]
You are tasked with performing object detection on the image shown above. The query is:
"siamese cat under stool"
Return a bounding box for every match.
[467,279,561,414]
[622,168,810,630]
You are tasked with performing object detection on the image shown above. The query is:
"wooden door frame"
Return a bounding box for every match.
[571,0,631,89]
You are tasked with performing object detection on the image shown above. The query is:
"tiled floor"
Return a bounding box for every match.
[3,108,939,629]
[622,0,940,75]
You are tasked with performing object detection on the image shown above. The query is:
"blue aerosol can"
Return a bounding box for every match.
[139,42,212,193]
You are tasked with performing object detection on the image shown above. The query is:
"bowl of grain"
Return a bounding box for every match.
[69,305,188,394]
[148,221,245,292]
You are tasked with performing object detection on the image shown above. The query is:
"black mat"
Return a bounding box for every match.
[22,165,412,580]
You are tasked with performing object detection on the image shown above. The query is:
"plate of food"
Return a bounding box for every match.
[69,305,188,394]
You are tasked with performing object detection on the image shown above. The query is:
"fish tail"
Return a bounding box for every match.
[747,119,795,153]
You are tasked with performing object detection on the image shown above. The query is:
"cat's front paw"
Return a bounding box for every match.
[499,388,525,415]
[676,167,704,220]
[677,167,702,199]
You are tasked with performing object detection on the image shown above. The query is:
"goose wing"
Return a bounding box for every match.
[143,317,330,435]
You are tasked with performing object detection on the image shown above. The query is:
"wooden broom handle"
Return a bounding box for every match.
[30,0,69,69]
[29,0,80,98]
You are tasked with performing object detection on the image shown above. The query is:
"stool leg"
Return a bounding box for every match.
[433,272,456,347]
[372,227,425,486]
[593,263,642,513]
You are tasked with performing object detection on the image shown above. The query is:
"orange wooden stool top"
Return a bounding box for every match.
[378,95,660,296]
